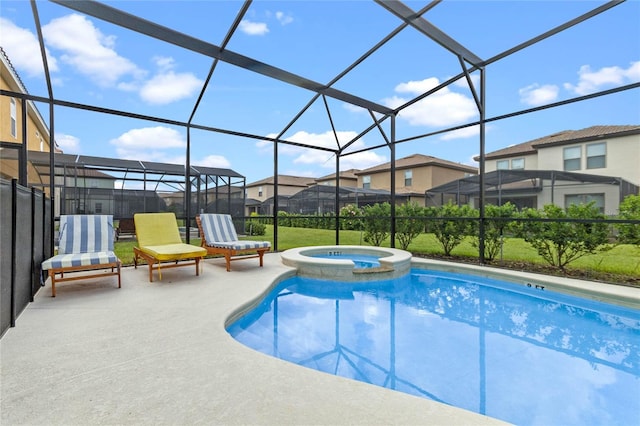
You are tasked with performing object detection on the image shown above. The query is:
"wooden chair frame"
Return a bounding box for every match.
[133,248,201,282]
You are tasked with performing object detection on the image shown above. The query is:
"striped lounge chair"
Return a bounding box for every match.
[41,215,121,297]
[133,212,207,282]
[197,214,271,272]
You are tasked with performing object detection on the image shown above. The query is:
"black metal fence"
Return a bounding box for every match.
[0,178,51,338]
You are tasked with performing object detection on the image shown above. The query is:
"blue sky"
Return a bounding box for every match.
[1,0,639,187]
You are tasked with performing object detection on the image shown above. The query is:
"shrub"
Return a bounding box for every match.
[516,202,611,271]
[431,202,477,256]
[395,202,425,250]
[362,202,391,246]
[277,211,291,227]
[472,202,517,261]
[245,220,266,236]
[616,194,640,247]
[340,204,363,230]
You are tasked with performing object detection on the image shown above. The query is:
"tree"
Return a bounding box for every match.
[362,202,391,246]
[616,194,640,247]
[472,202,517,261]
[395,202,425,250]
[517,202,611,271]
[430,202,477,256]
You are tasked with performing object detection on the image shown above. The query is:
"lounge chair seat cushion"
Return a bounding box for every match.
[42,252,119,270]
[206,240,271,250]
[137,243,206,261]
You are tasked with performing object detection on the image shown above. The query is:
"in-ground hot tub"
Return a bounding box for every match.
[280,245,412,281]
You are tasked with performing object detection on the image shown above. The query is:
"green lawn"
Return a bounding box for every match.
[114,225,640,285]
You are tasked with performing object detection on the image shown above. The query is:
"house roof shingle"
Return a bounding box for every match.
[247,174,317,187]
[315,169,360,182]
[355,153,477,175]
[478,125,640,161]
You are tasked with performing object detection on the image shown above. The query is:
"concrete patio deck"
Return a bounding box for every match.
[1,254,507,425]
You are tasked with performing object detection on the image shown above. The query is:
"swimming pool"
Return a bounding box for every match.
[227,268,640,426]
[310,253,381,268]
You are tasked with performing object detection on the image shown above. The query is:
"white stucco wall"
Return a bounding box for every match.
[536,134,640,185]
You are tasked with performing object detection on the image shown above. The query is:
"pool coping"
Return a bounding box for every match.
[411,257,640,310]
[280,245,412,281]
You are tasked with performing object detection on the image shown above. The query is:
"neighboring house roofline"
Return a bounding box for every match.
[476,125,640,161]
[355,153,477,175]
[530,125,640,149]
[315,169,360,182]
[246,174,317,187]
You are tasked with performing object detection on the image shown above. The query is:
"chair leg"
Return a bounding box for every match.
[258,250,265,267]
[195,258,200,276]
[50,271,56,297]
[117,263,122,288]
[148,263,154,282]
[225,253,231,272]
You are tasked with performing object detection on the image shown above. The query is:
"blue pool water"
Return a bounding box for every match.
[310,253,381,268]
[227,269,640,425]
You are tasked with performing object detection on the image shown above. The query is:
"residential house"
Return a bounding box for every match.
[428,125,639,214]
[0,47,59,191]
[245,175,317,215]
[355,153,478,205]
[314,169,360,187]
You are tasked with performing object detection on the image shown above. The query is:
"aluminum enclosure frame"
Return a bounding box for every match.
[7,0,637,260]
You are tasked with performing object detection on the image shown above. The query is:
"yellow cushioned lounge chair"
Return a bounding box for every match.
[133,212,207,282]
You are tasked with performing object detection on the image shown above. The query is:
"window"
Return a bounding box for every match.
[565,193,604,213]
[95,202,103,213]
[496,160,509,170]
[258,186,263,197]
[563,146,581,171]
[511,158,525,170]
[10,98,17,138]
[586,142,606,169]
[362,175,371,189]
[404,170,412,186]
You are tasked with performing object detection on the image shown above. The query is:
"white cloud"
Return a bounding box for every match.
[109,126,185,161]
[440,125,481,141]
[275,12,294,25]
[343,103,365,113]
[383,77,478,127]
[196,155,232,169]
[239,19,269,36]
[42,14,144,87]
[259,130,386,171]
[519,83,560,106]
[452,73,481,91]
[564,61,640,95]
[152,56,175,72]
[0,18,59,76]
[339,150,387,171]
[139,71,203,105]
[55,133,80,153]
